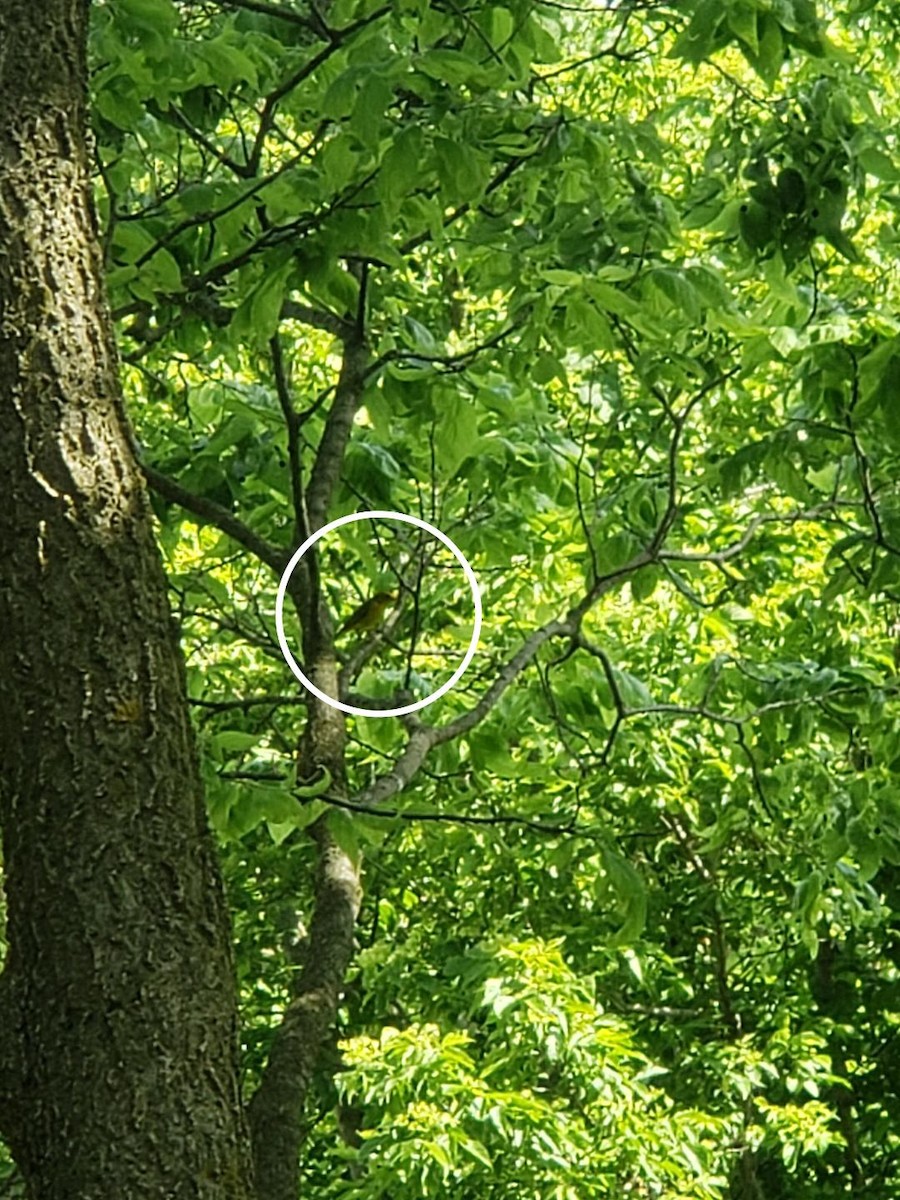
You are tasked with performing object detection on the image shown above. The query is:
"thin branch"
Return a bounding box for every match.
[658,502,839,564]
[735,724,774,819]
[305,338,369,533]
[164,104,250,177]
[141,462,288,574]
[369,321,520,376]
[282,299,353,338]
[399,118,562,256]
[207,0,321,30]
[313,790,578,835]
[247,6,392,173]
[269,333,307,546]
[661,809,740,1036]
[189,694,307,712]
[353,489,852,811]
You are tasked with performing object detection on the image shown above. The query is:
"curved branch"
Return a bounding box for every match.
[141,462,288,574]
[354,492,844,809]
[305,338,369,533]
[282,299,353,338]
[210,0,320,32]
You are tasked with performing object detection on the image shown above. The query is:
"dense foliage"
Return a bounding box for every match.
[6,0,900,1195]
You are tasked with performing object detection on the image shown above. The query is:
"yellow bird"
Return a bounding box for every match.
[337,591,397,637]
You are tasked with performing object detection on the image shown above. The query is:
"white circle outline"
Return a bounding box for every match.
[275,510,482,718]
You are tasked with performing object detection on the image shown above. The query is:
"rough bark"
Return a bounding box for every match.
[248,654,361,1200]
[247,819,360,1199]
[0,2,253,1195]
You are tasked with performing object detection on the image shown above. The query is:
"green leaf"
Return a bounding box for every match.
[602,848,648,945]
[739,201,775,252]
[228,785,295,839]
[435,393,481,478]
[418,49,484,86]
[610,666,653,709]
[670,0,726,65]
[728,3,759,53]
[591,531,639,573]
[326,808,361,867]
[211,731,260,754]
[648,268,702,322]
[321,67,359,119]
[197,34,259,89]
[434,138,490,204]
[378,125,427,206]
[793,869,823,923]
[491,7,514,46]
[249,264,291,341]
[776,167,807,213]
[144,248,182,293]
[869,352,900,446]
[116,0,178,34]
[858,145,900,181]
[532,351,567,385]
[564,296,615,352]
[295,767,333,798]
[631,568,658,603]
[540,269,584,286]
[350,72,393,147]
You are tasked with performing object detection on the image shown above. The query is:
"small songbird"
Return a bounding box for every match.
[337,591,397,637]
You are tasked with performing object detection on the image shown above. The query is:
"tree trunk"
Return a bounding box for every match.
[0,2,254,1195]
[247,655,361,1200]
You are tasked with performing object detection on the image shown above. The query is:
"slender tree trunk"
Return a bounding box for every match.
[0,2,253,1195]
[248,655,361,1200]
